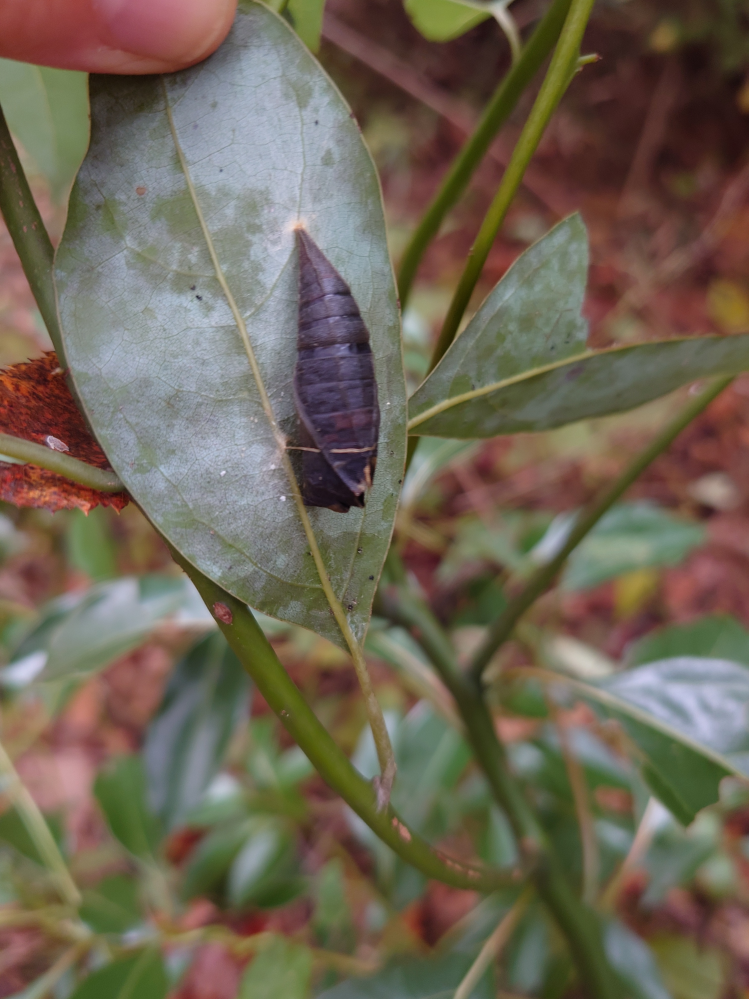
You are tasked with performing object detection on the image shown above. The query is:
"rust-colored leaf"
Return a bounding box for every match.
[0,352,128,513]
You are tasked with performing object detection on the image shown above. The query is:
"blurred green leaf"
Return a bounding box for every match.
[0,808,64,866]
[287,0,325,50]
[181,820,250,900]
[65,507,118,582]
[314,859,354,951]
[650,936,726,999]
[604,921,672,999]
[79,874,142,933]
[3,576,211,687]
[404,0,489,40]
[627,615,749,667]
[68,949,168,999]
[318,952,493,998]
[55,4,405,648]
[560,503,705,591]
[94,756,163,860]
[0,60,88,201]
[144,632,250,830]
[240,936,312,999]
[400,439,479,511]
[227,819,300,908]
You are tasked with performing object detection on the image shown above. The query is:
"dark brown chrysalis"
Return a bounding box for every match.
[293,229,379,512]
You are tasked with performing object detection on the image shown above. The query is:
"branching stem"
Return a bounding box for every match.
[469,376,733,680]
[170,544,524,893]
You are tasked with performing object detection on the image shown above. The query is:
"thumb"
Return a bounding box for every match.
[0,0,237,75]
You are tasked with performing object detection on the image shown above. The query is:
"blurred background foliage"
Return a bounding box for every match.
[0,0,749,997]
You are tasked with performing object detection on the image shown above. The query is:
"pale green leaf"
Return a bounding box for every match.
[240,937,312,999]
[144,632,250,829]
[0,60,88,201]
[404,0,489,41]
[288,0,326,50]
[55,4,405,647]
[68,950,168,999]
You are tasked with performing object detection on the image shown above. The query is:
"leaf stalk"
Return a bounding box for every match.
[0,104,63,356]
[430,0,597,372]
[170,545,523,893]
[396,0,573,308]
[469,376,733,680]
[0,432,125,492]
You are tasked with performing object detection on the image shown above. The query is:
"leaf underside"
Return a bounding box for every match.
[55,3,406,646]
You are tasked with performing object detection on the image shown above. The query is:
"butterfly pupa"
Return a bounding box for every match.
[293,229,380,513]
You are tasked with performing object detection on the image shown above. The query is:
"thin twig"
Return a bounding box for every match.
[0,737,81,908]
[548,697,599,905]
[600,797,659,911]
[469,375,733,681]
[431,0,597,373]
[454,888,532,999]
[0,432,124,492]
[0,105,62,356]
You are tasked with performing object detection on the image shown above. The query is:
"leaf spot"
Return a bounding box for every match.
[213,601,233,624]
[135,186,147,195]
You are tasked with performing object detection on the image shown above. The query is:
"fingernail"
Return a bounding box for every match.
[94,0,233,63]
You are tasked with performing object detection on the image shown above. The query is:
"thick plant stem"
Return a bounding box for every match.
[0,105,62,356]
[470,376,733,681]
[378,580,620,999]
[396,0,573,309]
[170,546,522,893]
[431,0,596,372]
[0,432,124,492]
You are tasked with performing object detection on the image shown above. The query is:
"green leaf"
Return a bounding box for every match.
[650,936,726,999]
[577,656,749,822]
[561,503,705,590]
[317,952,493,998]
[604,920,672,999]
[65,507,118,582]
[181,819,251,900]
[627,615,749,668]
[144,632,250,830]
[3,576,210,687]
[409,231,749,439]
[94,756,164,860]
[227,819,299,908]
[0,60,88,201]
[0,808,64,866]
[404,0,489,41]
[408,215,589,436]
[79,874,143,933]
[240,937,312,999]
[68,950,168,999]
[55,4,405,648]
[287,0,325,50]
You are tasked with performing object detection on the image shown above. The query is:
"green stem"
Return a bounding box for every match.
[377,578,620,998]
[0,737,81,908]
[396,0,572,309]
[170,546,521,893]
[0,105,62,356]
[0,432,124,492]
[431,0,596,372]
[470,376,733,681]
